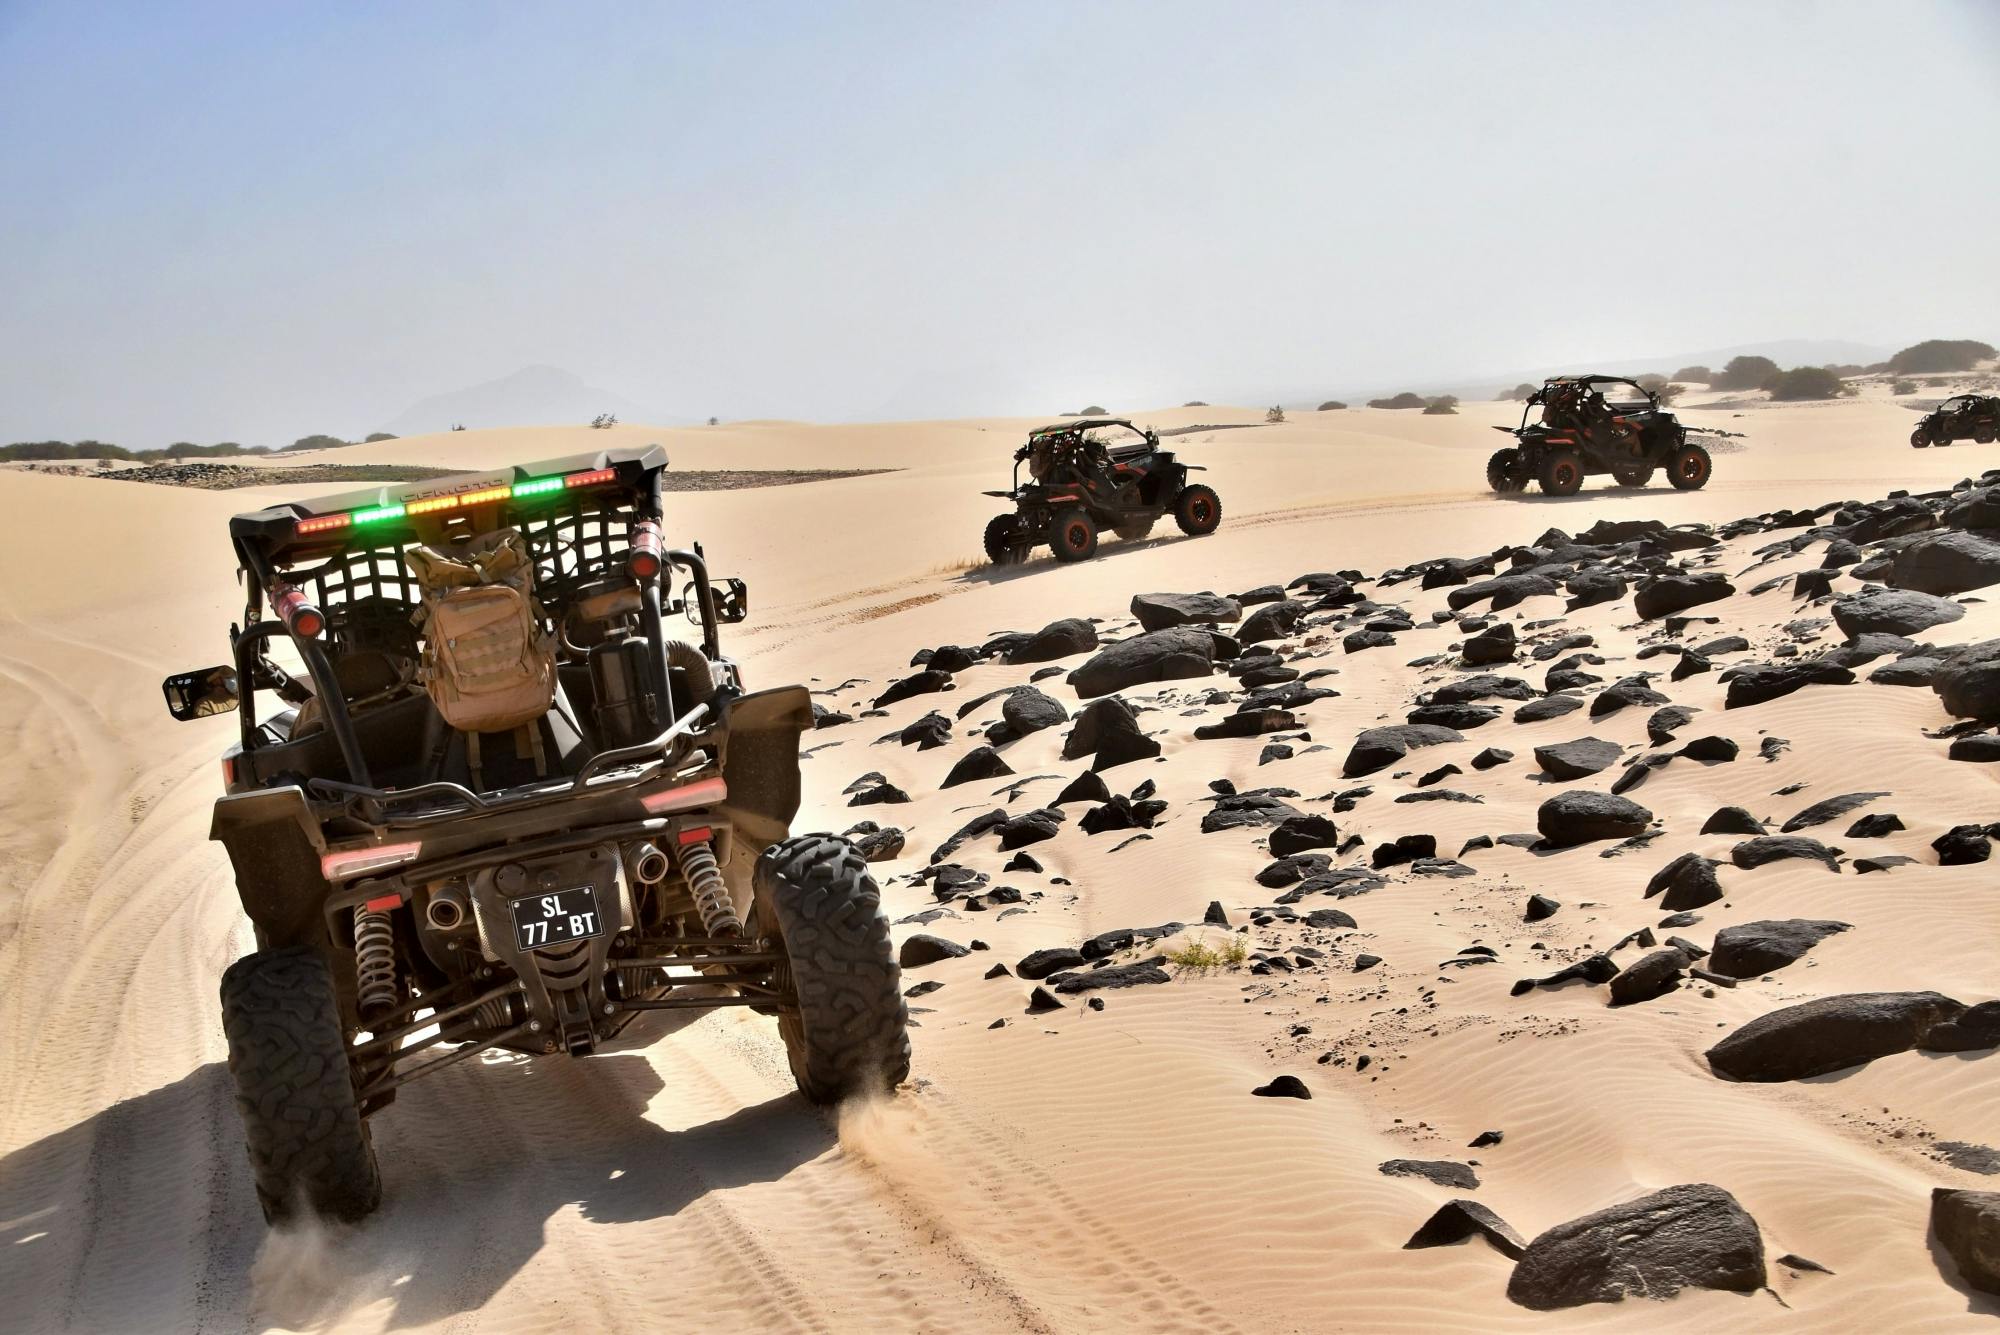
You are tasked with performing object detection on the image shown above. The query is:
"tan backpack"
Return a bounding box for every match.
[407,528,556,735]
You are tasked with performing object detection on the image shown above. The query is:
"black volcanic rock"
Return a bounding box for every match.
[1537,791,1652,847]
[1343,724,1461,778]
[1707,991,1965,1081]
[1505,1184,1765,1311]
[1533,736,1622,780]
[1067,627,1228,698]
[1709,919,1850,978]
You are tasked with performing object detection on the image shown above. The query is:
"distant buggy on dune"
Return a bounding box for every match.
[1911,394,2000,448]
[982,418,1220,564]
[165,447,908,1223]
[1487,375,1711,496]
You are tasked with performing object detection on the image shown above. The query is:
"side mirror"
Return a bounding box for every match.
[683,577,750,625]
[163,665,240,721]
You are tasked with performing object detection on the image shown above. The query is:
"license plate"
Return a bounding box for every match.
[509,886,606,951]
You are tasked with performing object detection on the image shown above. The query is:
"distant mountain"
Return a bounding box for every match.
[377,366,683,436]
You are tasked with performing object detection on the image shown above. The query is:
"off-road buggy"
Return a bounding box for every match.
[164,447,908,1223]
[1487,375,1711,496]
[982,418,1220,564]
[1911,394,2000,448]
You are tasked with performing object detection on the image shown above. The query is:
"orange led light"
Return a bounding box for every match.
[405,494,461,516]
[296,513,351,534]
[458,484,513,505]
[565,467,616,488]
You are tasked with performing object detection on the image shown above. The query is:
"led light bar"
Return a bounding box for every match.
[291,465,620,539]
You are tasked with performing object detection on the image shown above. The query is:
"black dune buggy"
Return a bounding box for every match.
[1487,375,1711,496]
[982,418,1220,564]
[1911,394,2000,448]
[165,446,908,1223]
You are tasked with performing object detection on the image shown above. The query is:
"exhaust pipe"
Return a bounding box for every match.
[425,886,470,932]
[629,842,670,885]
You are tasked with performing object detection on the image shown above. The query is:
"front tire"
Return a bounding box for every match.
[1113,518,1157,542]
[1172,484,1222,536]
[1912,428,1931,449]
[1486,448,1525,494]
[1052,510,1099,562]
[1667,442,1712,490]
[754,836,911,1104]
[1539,451,1583,497]
[220,947,380,1224]
[1977,429,1996,445]
[984,513,1027,566]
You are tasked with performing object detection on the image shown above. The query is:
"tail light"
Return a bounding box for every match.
[321,841,423,881]
[272,583,324,639]
[641,776,727,815]
[630,520,664,580]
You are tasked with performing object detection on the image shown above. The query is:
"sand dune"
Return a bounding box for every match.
[2,395,1995,1332]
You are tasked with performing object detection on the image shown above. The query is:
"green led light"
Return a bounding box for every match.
[512,476,564,498]
[352,504,406,525]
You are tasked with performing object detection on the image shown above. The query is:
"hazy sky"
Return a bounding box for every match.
[2,1,1996,446]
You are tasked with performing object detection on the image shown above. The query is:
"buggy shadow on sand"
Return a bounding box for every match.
[982,418,1220,563]
[163,446,908,1223]
[1487,376,1711,496]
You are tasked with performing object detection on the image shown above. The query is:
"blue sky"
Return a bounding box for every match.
[1,1,1996,445]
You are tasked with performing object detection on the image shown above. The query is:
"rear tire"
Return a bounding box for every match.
[220,947,380,1224]
[1611,462,1655,487]
[1667,442,1713,491]
[983,513,1026,566]
[1486,448,1525,494]
[754,835,911,1104]
[1977,429,1996,445]
[1172,484,1222,536]
[1051,510,1099,562]
[1114,518,1157,542]
[1538,451,1583,497]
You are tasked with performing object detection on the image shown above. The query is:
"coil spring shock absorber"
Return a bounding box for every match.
[353,904,399,1016]
[676,838,741,938]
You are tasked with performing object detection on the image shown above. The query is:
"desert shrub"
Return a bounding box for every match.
[1657,383,1686,404]
[1317,400,1346,411]
[364,432,397,443]
[1166,933,1249,973]
[707,416,719,426]
[1635,374,1669,393]
[1422,400,1457,415]
[286,433,350,452]
[1266,405,1286,422]
[1766,366,1852,400]
[1671,365,1712,384]
[451,423,466,431]
[1183,400,1208,407]
[1888,339,1995,375]
[1079,405,1107,415]
[1892,379,1918,395]
[1368,391,1428,410]
[1497,382,1536,401]
[1714,355,1781,391]
[589,413,618,429]
[97,456,114,471]
[1825,363,1867,378]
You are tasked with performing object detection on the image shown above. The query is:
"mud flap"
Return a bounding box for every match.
[716,685,812,846]
[210,787,331,948]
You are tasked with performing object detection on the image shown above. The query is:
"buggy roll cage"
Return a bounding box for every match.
[222,446,733,804]
[1509,375,1660,431]
[1007,418,1162,490]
